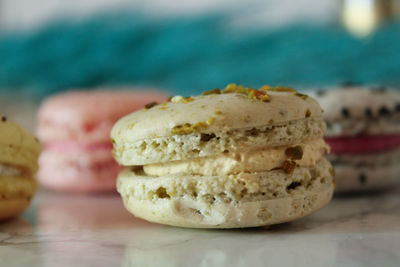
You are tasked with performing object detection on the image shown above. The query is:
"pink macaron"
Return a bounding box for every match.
[37,90,168,193]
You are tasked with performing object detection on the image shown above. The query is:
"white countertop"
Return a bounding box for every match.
[1,188,399,267]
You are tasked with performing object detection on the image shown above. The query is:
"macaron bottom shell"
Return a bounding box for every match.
[38,147,121,193]
[0,198,32,221]
[334,164,399,194]
[326,135,400,193]
[330,147,400,193]
[117,158,334,228]
[120,189,333,229]
[0,175,37,220]
[37,165,121,193]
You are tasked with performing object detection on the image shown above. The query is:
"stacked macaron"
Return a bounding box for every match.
[112,84,334,228]
[313,86,400,193]
[0,116,40,220]
[37,90,167,193]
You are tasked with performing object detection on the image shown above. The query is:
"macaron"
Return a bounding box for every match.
[37,90,168,193]
[0,116,40,220]
[312,86,400,193]
[112,84,334,228]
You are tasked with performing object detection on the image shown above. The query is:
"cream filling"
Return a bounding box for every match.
[143,139,329,176]
[0,164,23,177]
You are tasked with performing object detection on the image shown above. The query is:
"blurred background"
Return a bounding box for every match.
[1,0,400,130]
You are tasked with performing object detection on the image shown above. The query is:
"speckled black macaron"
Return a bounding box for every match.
[311,85,400,193]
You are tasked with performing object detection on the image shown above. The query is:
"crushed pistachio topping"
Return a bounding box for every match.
[285,146,303,160]
[171,96,195,103]
[224,83,246,94]
[282,160,297,174]
[262,86,296,92]
[305,109,311,117]
[166,84,309,108]
[201,84,306,101]
[222,83,271,102]
[172,123,192,134]
[144,101,158,109]
[295,92,308,100]
[111,138,116,145]
[206,116,215,125]
[247,89,271,102]
[129,123,135,130]
[172,122,208,135]
[171,96,184,103]
[200,84,308,103]
[184,97,195,103]
[202,88,221,95]
[259,85,272,91]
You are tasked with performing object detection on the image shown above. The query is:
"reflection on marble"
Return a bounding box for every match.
[0,188,400,267]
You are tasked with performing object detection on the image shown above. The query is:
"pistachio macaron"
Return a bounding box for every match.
[112,85,334,228]
[0,116,40,220]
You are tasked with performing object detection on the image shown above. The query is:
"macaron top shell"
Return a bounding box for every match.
[37,90,168,143]
[0,117,41,175]
[112,91,323,143]
[312,86,400,137]
[316,86,400,122]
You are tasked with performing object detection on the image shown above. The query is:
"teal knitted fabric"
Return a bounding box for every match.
[0,12,399,97]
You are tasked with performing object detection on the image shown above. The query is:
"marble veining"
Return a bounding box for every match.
[1,188,400,267]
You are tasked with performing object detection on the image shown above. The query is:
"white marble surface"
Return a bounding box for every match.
[1,188,399,267]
